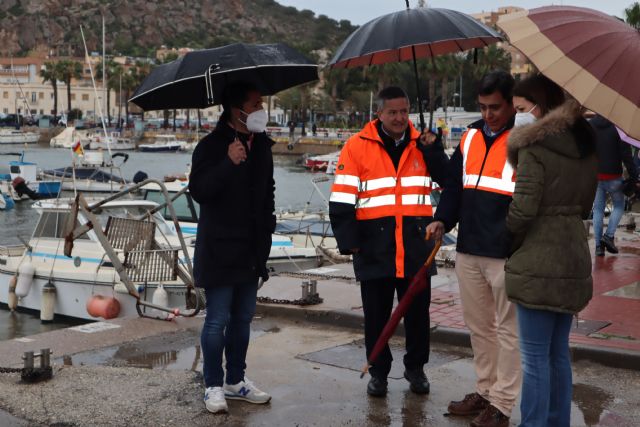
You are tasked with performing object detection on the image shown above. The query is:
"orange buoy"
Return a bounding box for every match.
[86,295,121,319]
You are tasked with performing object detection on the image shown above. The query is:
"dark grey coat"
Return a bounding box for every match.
[505,100,597,314]
[189,121,276,288]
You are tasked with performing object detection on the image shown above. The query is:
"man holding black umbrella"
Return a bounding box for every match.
[329,86,448,397]
[189,81,275,414]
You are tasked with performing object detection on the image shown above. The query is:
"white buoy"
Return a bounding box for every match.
[152,285,169,317]
[7,276,17,311]
[15,262,35,298]
[40,281,56,323]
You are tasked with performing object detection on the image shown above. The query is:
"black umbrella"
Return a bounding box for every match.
[130,43,318,111]
[329,2,503,130]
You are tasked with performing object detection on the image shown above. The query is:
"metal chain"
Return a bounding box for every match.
[273,271,354,281]
[257,294,324,306]
[0,367,23,374]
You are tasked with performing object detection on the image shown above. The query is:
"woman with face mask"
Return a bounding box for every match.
[505,74,598,427]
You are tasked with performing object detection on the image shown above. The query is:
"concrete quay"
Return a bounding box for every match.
[0,315,638,426]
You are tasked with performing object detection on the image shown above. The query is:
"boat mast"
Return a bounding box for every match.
[102,15,107,126]
[10,56,34,126]
[79,25,112,160]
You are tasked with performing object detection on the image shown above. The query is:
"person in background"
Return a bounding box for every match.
[506,74,597,427]
[189,81,275,414]
[329,86,448,398]
[589,115,639,256]
[427,70,520,427]
[288,120,296,140]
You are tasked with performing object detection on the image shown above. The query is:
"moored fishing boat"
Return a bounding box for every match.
[0,186,202,321]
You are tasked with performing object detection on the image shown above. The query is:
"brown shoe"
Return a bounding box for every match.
[470,405,509,427]
[447,392,490,416]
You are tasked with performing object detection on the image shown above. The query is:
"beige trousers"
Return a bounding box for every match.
[455,252,521,417]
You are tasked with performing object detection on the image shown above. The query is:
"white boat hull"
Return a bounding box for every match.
[0,270,190,321]
[0,132,39,144]
[89,141,136,150]
[57,179,132,193]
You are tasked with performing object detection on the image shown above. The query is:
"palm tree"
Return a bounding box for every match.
[625,2,640,29]
[128,60,152,122]
[40,61,60,117]
[56,60,83,115]
[470,45,512,79]
[96,59,123,125]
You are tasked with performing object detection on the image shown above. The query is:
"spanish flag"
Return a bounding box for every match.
[72,139,84,156]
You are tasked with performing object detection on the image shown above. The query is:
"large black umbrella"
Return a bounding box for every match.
[329,2,503,130]
[130,43,318,111]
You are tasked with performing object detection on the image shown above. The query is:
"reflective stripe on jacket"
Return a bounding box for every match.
[460,128,515,196]
[434,119,515,259]
[329,119,439,281]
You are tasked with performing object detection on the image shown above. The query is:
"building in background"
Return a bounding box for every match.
[471,6,533,77]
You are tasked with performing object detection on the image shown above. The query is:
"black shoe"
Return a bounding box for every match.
[367,376,388,397]
[404,368,430,394]
[595,246,605,257]
[601,234,618,254]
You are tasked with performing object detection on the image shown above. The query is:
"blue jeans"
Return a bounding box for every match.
[201,281,257,388]
[517,304,573,427]
[592,178,625,246]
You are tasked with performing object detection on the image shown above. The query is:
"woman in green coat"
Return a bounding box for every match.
[505,74,597,427]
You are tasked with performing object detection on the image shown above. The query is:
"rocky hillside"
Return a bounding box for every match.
[0,0,355,57]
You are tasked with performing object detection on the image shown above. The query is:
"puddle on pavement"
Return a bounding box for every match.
[604,281,640,300]
[56,318,281,371]
[572,383,633,427]
[618,245,640,256]
[297,339,464,379]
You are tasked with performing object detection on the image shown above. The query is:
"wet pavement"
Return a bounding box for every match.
[0,316,638,426]
[256,226,640,368]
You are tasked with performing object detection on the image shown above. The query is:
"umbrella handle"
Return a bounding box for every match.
[360,238,442,378]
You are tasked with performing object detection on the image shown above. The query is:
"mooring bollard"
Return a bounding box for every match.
[20,348,53,383]
[301,280,310,299]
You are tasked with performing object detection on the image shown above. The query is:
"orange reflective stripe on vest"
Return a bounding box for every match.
[460,128,515,196]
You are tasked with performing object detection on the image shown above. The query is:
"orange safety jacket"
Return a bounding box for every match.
[329,120,446,281]
[434,120,515,259]
[459,128,515,196]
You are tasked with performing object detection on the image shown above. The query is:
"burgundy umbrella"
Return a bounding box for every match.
[361,238,441,378]
[329,1,502,131]
[497,6,640,140]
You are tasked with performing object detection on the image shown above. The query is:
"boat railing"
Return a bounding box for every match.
[124,248,179,282]
[0,244,27,257]
[63,180,202,319]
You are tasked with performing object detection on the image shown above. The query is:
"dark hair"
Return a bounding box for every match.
[513,74,565,116]
[477,70,515,103]
[220,81,259,123]
[375,86,409,111]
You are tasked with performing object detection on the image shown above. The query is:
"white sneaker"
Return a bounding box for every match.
[224,377,271,404]
[204,386,228,413]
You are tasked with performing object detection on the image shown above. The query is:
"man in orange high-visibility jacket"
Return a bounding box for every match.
[427,71,520,427]
[329,87,448,398]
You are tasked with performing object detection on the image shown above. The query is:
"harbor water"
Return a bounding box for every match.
[0,145,333,338]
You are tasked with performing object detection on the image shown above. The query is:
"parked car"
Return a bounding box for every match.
[0,114,24,127]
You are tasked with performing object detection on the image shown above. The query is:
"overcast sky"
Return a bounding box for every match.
[275,1,631,25]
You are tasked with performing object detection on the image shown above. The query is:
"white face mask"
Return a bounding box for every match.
[240,109,268,133]
[514,104,538,128]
